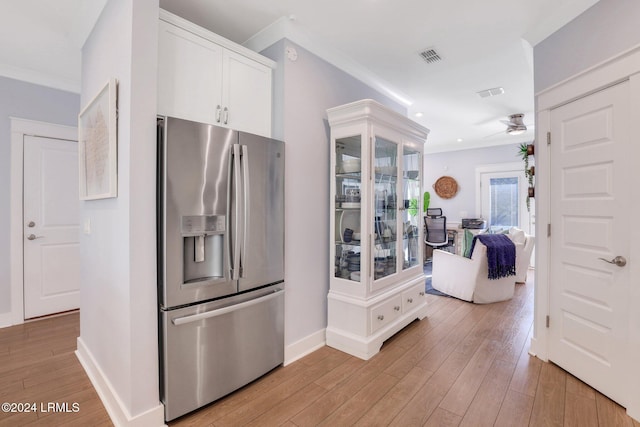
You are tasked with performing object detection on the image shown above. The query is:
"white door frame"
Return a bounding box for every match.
[9,118,77,326]
[533,44,640,420]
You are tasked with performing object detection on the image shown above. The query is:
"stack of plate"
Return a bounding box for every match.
[347,253,360,272]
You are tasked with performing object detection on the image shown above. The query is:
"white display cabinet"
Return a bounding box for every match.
[326,99,429,360]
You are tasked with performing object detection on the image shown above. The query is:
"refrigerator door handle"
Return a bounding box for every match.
[240,144,250,277]
[231,144,243,281]
[171,289,284,326]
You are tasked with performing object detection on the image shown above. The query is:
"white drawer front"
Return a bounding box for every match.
[402,283,426,313]
[370,296,402,334]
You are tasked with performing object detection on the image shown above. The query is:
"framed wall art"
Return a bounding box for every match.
[78,77,118,200]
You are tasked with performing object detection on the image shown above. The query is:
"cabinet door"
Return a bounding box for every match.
[334,135,363,284]
[158,21,223,125]
[372,134,401,290]
[223,50,272,137]
[401,145,422,271]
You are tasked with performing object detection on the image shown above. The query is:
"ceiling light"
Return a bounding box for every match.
[507,127,526,135]
[505,114,527,135]
[456,138,463,142]
[414,112,423,117]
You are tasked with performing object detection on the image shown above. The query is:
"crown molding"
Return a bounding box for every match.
[0,62,80,93]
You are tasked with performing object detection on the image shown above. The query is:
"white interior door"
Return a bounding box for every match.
[23,135,80,319]
[548,81,630,406]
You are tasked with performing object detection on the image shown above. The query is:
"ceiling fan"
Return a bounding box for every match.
[501,113,527,135]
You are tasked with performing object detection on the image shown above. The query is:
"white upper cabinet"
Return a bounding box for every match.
[158,20,224,126]
[223,50,273,137]
[157,11,274,137]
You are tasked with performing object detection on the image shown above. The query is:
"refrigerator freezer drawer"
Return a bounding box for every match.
[161,285,284,421]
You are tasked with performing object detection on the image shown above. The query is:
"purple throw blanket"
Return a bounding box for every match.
[468,234,516,280]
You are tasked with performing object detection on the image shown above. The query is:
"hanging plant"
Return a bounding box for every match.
[518,143,534,211]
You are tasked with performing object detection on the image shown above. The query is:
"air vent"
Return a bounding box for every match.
[477,87,505,98]
[419,48,442,64]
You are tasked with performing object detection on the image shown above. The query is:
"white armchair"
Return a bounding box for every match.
[515,235,535,283]
[431,233,534,304]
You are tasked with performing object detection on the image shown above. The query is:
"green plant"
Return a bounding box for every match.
[518,143,534,211]
[423,191,430,213]
[408,198,418,217]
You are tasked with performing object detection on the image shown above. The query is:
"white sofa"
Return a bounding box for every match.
[431,231,534,304]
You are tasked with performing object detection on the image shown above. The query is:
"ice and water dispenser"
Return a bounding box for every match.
[181,215,226,284]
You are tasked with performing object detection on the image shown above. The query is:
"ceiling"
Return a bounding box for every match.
[0,0,598,153]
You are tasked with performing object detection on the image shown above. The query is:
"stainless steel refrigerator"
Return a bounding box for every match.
[157,116,285,421]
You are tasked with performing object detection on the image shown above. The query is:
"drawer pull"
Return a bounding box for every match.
[394,306,400,311]
[419,291,425,296]
[377,315,384,321]
[407,298,413,303]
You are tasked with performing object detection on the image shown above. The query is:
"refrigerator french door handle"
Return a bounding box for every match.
[240,144,250,277]
[171,289,284,326]
[231,144,243,280]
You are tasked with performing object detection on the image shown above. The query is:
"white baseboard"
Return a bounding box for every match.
[75,337,166,427]
[0,312,15,329]
[284,328,326,366]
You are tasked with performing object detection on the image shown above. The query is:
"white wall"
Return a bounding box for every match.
[77,0,162,424]
[0,77,79,317]
[261,40,406,355]
[534,0,640,91]
[423,142,524,223]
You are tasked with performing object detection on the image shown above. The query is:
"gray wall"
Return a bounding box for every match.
[534,0,640,92]
[423,143,524,223]
[0,76,79,315]
[261,39,406,348]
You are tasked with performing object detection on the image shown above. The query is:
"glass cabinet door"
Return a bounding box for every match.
[334,136,362,282]
[401,146,421,270]
[373,136,398,280]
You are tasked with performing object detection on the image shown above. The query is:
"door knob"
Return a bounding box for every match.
[27,234,44,241]
[27,221,35,227]
[598,256,627,267]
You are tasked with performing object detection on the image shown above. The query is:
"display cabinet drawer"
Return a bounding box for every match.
[370,296,402,334]
[402,283,426,313]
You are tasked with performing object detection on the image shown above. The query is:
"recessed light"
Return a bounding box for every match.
[456,138,463,142]
[414,112,423,117]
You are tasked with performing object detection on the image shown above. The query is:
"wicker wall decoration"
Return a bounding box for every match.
[433,176,458,199]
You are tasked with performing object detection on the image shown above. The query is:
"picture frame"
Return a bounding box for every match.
[78,77,118,200]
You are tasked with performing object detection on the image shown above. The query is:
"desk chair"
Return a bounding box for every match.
[424,215,448,249]
[426,208,442,218]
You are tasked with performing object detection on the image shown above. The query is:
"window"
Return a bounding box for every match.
[489,177,519,230]
[476,162,533,235]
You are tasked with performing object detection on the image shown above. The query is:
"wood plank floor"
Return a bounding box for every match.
[0,311,112,426]
[1,272,638,426]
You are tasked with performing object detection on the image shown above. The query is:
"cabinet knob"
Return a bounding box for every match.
[394,306,400,311]
[407,298,413,303]
[377,315,384,321]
